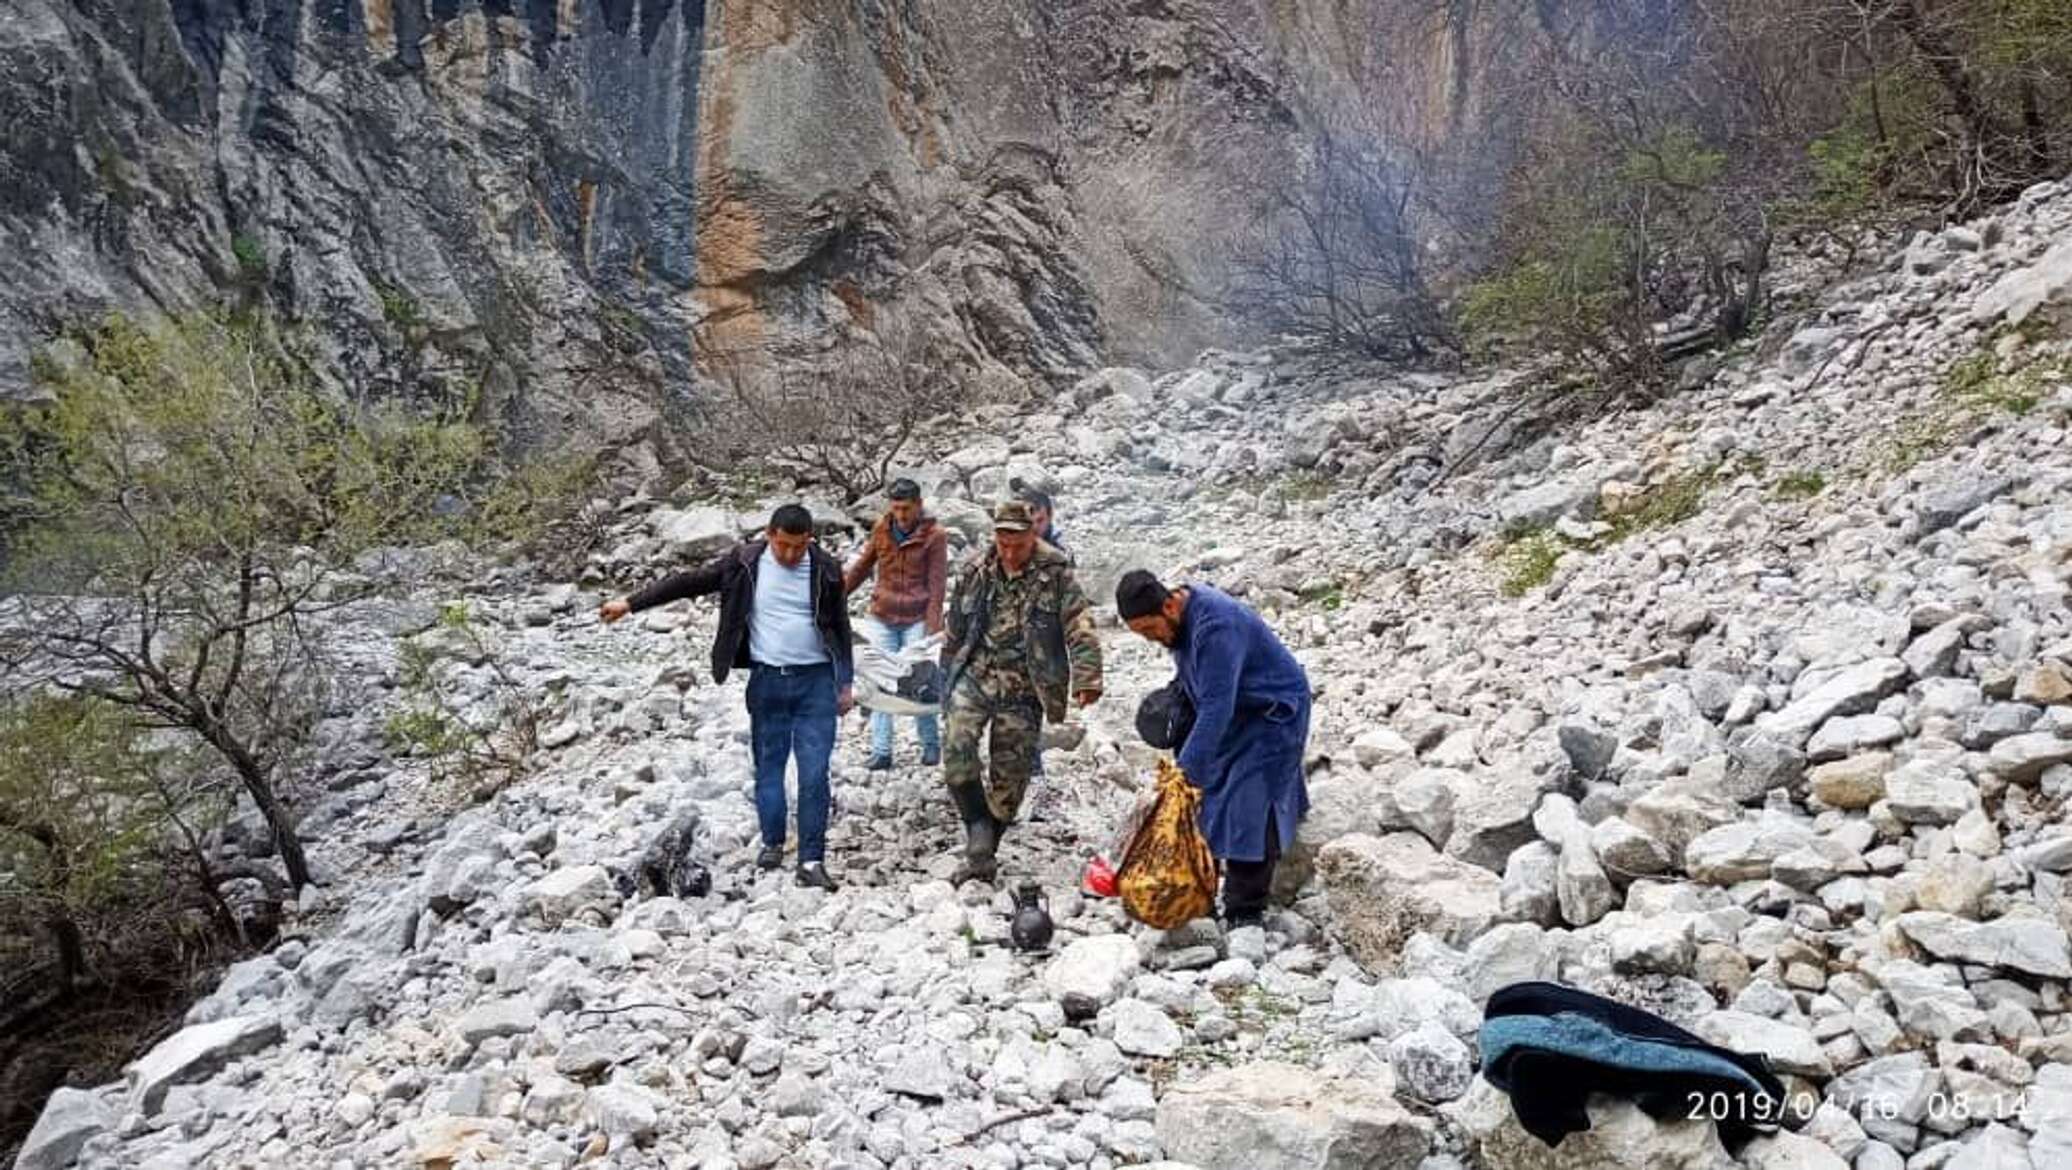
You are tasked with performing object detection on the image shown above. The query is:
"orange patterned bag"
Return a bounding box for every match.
[1117,758,1219,929]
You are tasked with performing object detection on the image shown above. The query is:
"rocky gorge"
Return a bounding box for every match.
[12,153,2072,1170]
[1,0,1449,459]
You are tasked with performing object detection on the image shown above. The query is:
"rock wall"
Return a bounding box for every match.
[1,0,713,457]
[2,0,1497,450]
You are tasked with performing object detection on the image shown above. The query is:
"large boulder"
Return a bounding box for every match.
[1318,834,1503,968]
[1914,473,2013,540]
[1275,765,1388,900]
[1446,1078,1735,1170]
[14,1088,116,1170]
[1532,795,1616,927]
[650,506,748,561]
[1694,1010,1834,1078]
[126,1014,283,1116]
[1684,818,1818,886]
[1042,934,1143,1018]
[1971,235,2072,331]
[1499,477,1599,531]
[1155,1061,1432,1170]
[1895,912,2072,979]
[1625,779,1741,863]
[1986,733,2072,784]
[1446,761,1550,873]
[524,865,617,926]
[1758,659,1908,746]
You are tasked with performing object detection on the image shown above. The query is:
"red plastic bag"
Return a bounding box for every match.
[1082,855,1118,898]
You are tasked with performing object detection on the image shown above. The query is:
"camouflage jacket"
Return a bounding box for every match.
[941,543,1104,723]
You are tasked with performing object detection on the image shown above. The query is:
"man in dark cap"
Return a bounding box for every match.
[936,500,1105,883]
[844,477,949,769]
[601,504,855,891]
[1115,568,1311,927]
[1013,480,1071,566]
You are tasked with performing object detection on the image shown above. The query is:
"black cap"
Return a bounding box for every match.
[1014,482,1053,512]
[888,478,921,501]
[1115,569,1169,621]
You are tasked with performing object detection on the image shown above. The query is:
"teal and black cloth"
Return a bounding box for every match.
[1479,981,1788,1153]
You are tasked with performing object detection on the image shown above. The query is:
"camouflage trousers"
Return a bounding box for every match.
[942,674,1043,824]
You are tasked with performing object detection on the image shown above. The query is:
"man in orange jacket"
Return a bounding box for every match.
[844,479,949,769]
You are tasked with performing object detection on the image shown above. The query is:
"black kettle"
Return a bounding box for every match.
[1009,882,1054,952]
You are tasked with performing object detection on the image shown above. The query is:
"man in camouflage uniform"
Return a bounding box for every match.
[939,500,1104,883]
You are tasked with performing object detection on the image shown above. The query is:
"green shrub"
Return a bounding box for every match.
[1608,467,1716,539]
[374,281,424,333]
[231,235,266,281]
[1943,348,2058,417]
[1772,470,1827,501]
[1496,528,1565,597]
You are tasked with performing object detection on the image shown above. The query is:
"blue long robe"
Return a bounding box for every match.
[1170,585,1313,862]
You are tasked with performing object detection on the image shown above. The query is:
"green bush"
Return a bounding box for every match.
[1608,468,1716,538]
[1942,348,2058,417]
[1496,528,1566,597]
[230,235,266,282]
[1772,470,1828,501]
[374,281,424,333]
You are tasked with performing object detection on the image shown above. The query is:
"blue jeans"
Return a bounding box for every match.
[863,617,941,758]
[745,663,836,864]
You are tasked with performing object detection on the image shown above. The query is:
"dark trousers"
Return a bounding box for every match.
[745,663,836,864]
[1221,810,1281,924]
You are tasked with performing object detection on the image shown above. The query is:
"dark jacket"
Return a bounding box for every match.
[1170,584,1312,863]
[1040,524,1072,567]
[843,513,949,630]
[1480,981,1788,1153]
[626,540,855,688]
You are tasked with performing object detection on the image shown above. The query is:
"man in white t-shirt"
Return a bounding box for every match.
[602,505,856,890]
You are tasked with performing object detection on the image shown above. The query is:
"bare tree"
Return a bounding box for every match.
[690,313,983,502]
[1226,130,1461,361]
[1201,1,1479,362]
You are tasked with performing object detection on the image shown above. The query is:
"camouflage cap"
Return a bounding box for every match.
[992,500,1035,532]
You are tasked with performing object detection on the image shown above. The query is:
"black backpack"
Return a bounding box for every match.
[1135,678,1196,750]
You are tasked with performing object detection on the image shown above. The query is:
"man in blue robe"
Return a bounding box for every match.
[1115,569,1312,926]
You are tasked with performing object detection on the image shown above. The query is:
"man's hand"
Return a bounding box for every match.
[599,599,631,624]
[837,686,855,717]
[1073,688,1101,709]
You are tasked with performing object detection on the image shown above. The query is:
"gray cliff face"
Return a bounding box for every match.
[689,0,1318,385]
[1,0,1418,451]
[2,0,708,456]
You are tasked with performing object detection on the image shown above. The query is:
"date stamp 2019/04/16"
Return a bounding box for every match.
[1687,1088,2043,1127]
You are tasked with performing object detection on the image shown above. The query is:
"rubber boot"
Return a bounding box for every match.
[949,782,999,884]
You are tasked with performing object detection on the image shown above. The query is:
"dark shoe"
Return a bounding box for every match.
[756,846,784,871]
[951,854,998,885]
[795,863,838,892]
[948,782,1000,883]
[1223,907,1265,930]
[866,753,894,772]
[920,745,941,767]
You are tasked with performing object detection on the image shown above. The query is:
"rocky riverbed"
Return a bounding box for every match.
[16,175,2072,1170]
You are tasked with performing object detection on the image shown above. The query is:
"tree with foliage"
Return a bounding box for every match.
[0,313,482,891]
